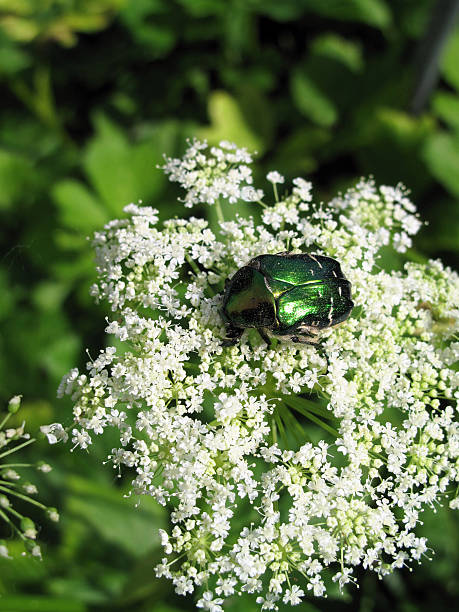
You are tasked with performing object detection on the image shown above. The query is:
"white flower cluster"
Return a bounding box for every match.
[162,139,263,207]
[53,141,459,610]
[1,396,58,560]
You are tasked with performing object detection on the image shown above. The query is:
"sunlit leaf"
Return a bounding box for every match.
[198,90,264,153]
[311,34,364,73]
[66,476,166,557]
[290,69,338,126]
[0,148,36,209]
[83,115,174,215]
[432,92,459,132]
[52,180,108,233]
[302,0,391,28]
[422,131,459,196]
[441,24,459,92]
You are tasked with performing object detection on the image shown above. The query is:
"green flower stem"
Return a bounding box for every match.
[185,253,201,277]
[256,199,268,209]
[271,417,277,445]
[0,485,47,511]
[3,504,24,521]
[215,199,225,224]
[0,507,24,539]
[0,480,22,487]
[273,410,288,446]
[283,395,338,422]
[0,463,32,469]
[277,403,307,441]
[0,438,35,460]
[285,400,339,437]
[184,254,216,297]
[0,412,12,430]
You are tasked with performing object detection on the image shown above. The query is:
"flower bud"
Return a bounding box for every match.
[20,517,37,539]
[8,395,22,414]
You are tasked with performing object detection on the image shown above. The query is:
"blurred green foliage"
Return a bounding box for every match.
[0,0,458,610]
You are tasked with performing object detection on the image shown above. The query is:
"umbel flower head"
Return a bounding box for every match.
[1,396,59,560]
[49,140,458,610]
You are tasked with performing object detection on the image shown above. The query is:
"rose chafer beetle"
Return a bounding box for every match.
[221,252,354,346]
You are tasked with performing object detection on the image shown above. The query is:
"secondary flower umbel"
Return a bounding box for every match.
[50,140,459,610]
[1,396,59,559]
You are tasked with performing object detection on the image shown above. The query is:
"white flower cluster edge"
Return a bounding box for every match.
[46,140,459,611]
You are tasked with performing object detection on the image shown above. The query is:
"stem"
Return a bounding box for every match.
[273,410,288,446]
[0,412,12,430]
[184,254,216,297]
[283,395,338,422]
[0,480,23,487]
[3,504,24,521]
[0,507,24,539]
[185,253,201,277]
[285,400,339,437]
[0,485,47,511]
[278,403,307,441]
[271,417,277,445]
[259,201,268,209]
[0,438,35,460]
[215,199,225,224]
[273,184,279,203]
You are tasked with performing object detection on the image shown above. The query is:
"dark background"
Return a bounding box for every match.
[0,1,458,610]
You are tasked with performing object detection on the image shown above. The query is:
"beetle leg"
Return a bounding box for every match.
[222,324,244,346]
[317,344,330,369]
[257,328,272,348]
[290,335,320,347]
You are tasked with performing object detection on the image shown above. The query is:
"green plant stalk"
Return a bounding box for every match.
[0,438,35,460]
[0,485,47,511]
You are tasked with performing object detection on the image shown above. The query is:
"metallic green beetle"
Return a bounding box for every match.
[221,252,354,346]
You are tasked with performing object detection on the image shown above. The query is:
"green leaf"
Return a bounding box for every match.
[39,333,81,380]
[0,268,17,322]
[432,92,459,132]
[176,0,224,17]
[302,0,391,28]
[66,476,166,557]
[197,91,264,153]
[355,108,435,193]
[257,0,304,21]
[311,34,364,73]
[271,126,331,176]
[0,541,48,586]
[0,41,30,74]
[0,148,35,209]
[0,596,85,612]
[441,24,459,91]
[120,0,177,56]
[290,69,338,126]
[417,196,459,254]
[52,180,108,233]
[422,131,459,196]
[83,115,173,215]
[32,281,70,312]
[118,551,170,606]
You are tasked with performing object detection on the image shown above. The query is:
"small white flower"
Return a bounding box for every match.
[40,423,69,444]
[267,171,285,184]
[197,591,224,612]
[283,585,305,604]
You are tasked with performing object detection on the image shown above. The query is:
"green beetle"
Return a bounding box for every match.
[221,252,354,346]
